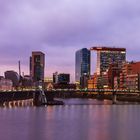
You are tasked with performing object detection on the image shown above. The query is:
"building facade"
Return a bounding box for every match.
[120,61,140,90]
[90,47,126,75]
[75,48,90,88]
[30,52,45,82]
[0,78,13,91]
[53,73,70,84]
[107,63,122,89]
[126,74,140,90]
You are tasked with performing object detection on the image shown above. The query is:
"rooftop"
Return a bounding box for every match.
[90,46,126,51]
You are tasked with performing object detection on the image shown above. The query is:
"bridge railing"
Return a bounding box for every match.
[0,88,140,94]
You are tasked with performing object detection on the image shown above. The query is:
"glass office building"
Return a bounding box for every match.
[90,47,126,75]
[75,48,90,87]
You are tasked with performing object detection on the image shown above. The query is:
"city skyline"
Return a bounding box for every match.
[1,1,140,140]
[0,0,140,81]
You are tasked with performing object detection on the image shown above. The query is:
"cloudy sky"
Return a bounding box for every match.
[0,0,140,82]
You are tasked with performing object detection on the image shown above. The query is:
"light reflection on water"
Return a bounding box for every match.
[2,99,34,108]
[0,99,140,140]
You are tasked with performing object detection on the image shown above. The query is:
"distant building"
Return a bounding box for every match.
[0,76,4,80]
[29,56,32,77]
[30,51,45,82]
[4,71,20,87]
[120,61,140,90]
[90,47,126,75]
[58,73,70,84]
[53,72,58,84]
[44,77,53,90]
[53,73,70,84]
[87,75,94,89]
[44,77,53,83]
[53,72,75,89]
[108,63,122,89]
[87,73,98,89]
[21,75,33,88]
[126,74,140,90]
[0,78,13,91]
[75,48,90,88]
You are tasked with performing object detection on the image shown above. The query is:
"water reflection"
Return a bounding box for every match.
[0,99,140,140]
[3,99,33,108]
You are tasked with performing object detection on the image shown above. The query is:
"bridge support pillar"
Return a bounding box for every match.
[33,90,47,106]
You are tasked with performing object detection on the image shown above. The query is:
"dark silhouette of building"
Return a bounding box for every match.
[0,76,4,80]
[53,72,58,84]
[4,71,20,87]
[57,73,70,84]
[53,72,75,89]
[21,75,33,88]
[53,73,70,84]
[53,83,76,89]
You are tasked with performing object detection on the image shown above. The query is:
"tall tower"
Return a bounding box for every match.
[75,48,90,88]
[30,51,45,82]
[90,47,126,75]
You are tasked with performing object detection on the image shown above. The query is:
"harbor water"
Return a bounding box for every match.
[0,99,140,140]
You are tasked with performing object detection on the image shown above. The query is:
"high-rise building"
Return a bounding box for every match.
[75,48,90,88]
[30,51,45,82]
[90,47,126,75]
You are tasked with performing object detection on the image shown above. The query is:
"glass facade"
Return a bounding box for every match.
[75,48,90,86]
[97,50,126,75]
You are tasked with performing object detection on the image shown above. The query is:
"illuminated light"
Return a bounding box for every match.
[121,51,126,54]
[75,81,80,84]
[96,47,102,50]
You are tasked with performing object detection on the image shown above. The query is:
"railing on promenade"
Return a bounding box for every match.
[0,88,140,94]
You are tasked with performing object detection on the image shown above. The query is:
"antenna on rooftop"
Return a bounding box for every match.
[18,60,21,76]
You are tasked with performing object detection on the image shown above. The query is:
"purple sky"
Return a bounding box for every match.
[0,0,140,82]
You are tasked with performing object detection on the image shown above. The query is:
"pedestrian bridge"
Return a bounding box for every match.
[0,89,139,106]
